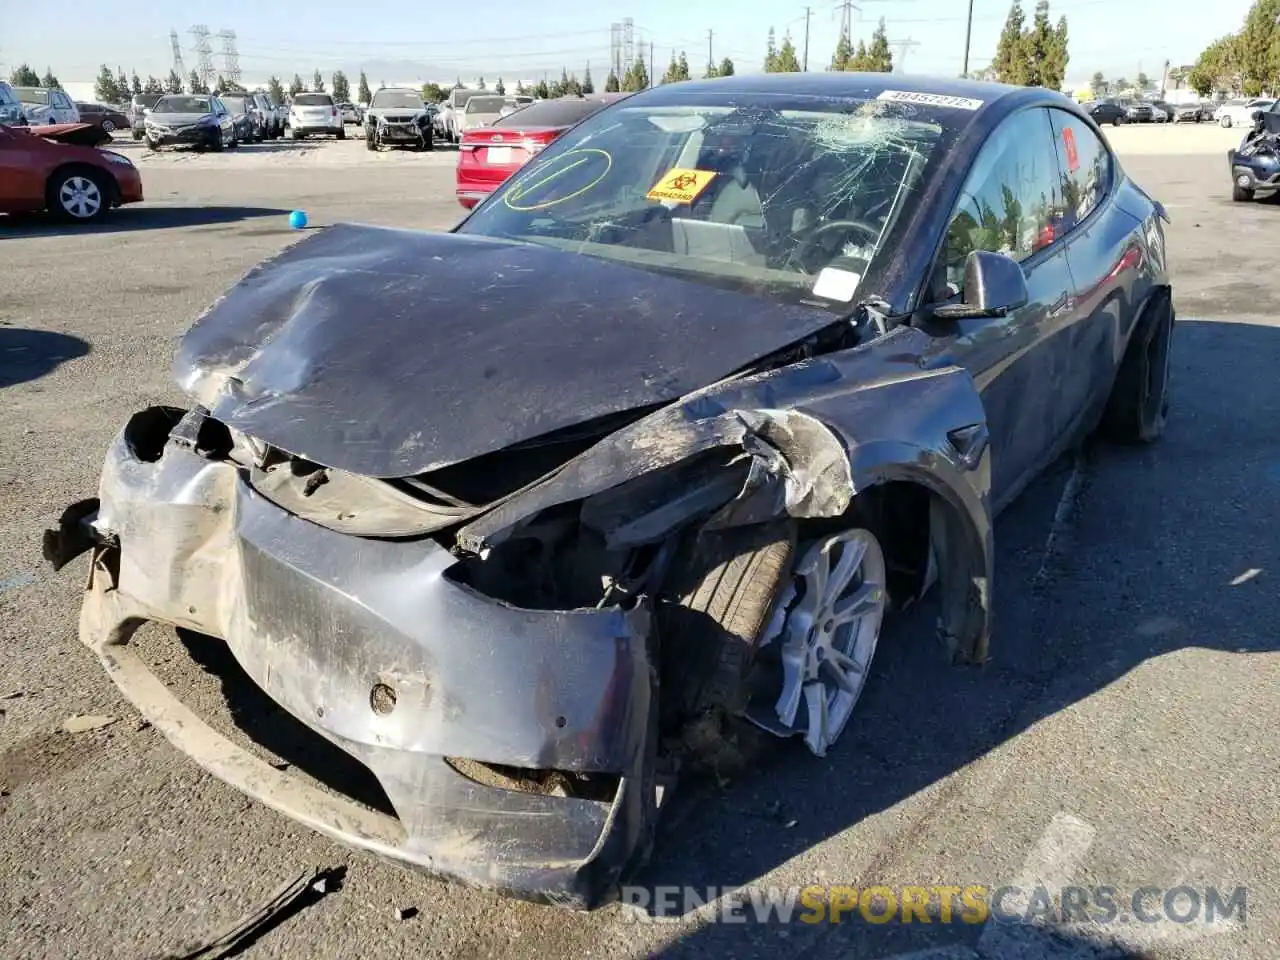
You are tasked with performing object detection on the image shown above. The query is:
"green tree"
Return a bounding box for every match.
[358,71,372,103]
[94,65,120,103]
[289,74,305,97]
[10,64,40,86]
[495,76,506,95]
[215,73,228,92]
[1189,35,1241,96]
[189,70,207,94]
[165,69,183,93]
[866,18,894,72]
[831,33,855,71]
[773,32,802,72]
[622,55,650,91]
[1044,13,1070,89]
[144,76,165,95]
[605,70,621,92]
[765,27,779,72]
[581,66,594,93]
[267,76,285,105]
[993,2,1029,84]
[677,51,691,80]
[851,40,871,70]
[516,79,527,95]
[1090,71,1106,96]
[478,76,487,89]
[1136,71,1150,90]
[719,57,735,77]
[41,68,60,88]
[1238,0,1280,95]
[534,79,550,98]
[332,70,350,101]
[312,70,325,93]
[422,82,446,102]
[705,61,720,79]
[130,72,143,96]
[1113,76,1130,92]
[116,68,129,100]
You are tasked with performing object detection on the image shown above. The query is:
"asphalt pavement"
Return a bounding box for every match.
[0,125,1276,960]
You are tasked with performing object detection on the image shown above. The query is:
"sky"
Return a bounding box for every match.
[0,0,1259,92]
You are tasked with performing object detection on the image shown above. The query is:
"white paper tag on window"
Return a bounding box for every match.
[877,89,984,111]
[812,267,861,302]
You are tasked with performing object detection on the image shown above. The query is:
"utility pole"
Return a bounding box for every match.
[649,42,655,87]
[962,0,975,77]
[707,29,714,74]
[803,6,812,71]
[891,37,920,73]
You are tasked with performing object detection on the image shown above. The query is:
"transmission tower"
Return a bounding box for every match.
[837,0,859,42]
[890,37,920,73]
[217,30,241,85]
[190,25,216,89]
[610,23,622,78]
[623,18,634,69]
[169,29,186,78]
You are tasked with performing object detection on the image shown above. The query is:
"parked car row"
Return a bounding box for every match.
[1083,97,1217,126]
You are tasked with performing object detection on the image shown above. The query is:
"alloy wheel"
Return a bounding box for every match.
[753,528,887,756]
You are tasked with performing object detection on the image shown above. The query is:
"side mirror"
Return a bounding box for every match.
[933,250,1029,321]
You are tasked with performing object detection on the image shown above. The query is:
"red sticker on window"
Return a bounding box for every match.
[1063,126,1080,172]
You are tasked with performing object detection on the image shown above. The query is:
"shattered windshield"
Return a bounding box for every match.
[371,90,424,109]
[458,96,948,309]
[155,96,212,114]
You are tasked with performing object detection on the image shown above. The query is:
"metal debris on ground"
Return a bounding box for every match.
[165,866,343,960]
[61,715,118,733]
[394,906,419,921]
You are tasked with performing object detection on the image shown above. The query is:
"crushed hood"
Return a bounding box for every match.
[175,222,837,478]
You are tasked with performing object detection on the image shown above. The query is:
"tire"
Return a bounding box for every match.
[145,137,160,151]
[1232,184,1255,202]
[46,166,112,223]
[366,132,378,151]
[336,127,346,140]
[101,120,115,133]
[423,131,434,152]
[1114,115,1127,126]
[657,522,797,727]
[210,131,224,152]
[1221,116,1232,128]
[132,129,143,141]
[1102,290,1173,444]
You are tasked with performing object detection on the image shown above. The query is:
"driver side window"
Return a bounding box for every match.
[941,108,1062,294]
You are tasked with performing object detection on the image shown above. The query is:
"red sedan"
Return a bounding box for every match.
[0,123,143,222]
[456,93,629,209]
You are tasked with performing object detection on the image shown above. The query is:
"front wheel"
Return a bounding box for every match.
[366,133,378,152]
[101,120,115,133]
[336,127,346,140]
[47,167,111,223]
[1221,116,1232,128]
[132,129,144,141]
[1232,183,1255,202]
[658,520,888,762]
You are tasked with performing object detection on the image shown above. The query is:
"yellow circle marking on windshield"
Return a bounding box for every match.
[504,148,613,211]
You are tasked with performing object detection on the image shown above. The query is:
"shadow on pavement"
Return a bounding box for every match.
[1,205,291,238]
[0,327,90,388]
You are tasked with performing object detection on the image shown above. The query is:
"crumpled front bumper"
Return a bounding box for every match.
[62,410,659,908]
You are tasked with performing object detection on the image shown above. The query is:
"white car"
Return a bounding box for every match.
[1217,98,1275,128]
[1150,104,1169,123]
[288,92,345,139]
[12,86,80,124]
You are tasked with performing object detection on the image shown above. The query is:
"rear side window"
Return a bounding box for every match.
[941,107,1063,290]
[1048,109,1112,228]
[293,93,334,107]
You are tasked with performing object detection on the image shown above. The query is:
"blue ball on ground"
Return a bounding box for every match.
[289,210,308,230]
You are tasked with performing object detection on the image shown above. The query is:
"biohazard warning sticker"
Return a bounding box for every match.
[876,89,984,111]
[647,168,717,203]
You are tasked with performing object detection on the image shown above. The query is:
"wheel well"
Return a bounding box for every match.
[796,480,933,611]
[46,162,118,205]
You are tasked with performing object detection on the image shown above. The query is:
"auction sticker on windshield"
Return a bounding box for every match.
[876,89,984,111]
[647,168,718,204]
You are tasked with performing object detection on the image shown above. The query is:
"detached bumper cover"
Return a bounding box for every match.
[70,415,658,906]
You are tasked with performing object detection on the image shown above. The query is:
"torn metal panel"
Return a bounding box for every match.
[173,222,842,479]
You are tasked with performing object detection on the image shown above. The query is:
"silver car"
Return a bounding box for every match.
[288,92,345,140]
[364,87,432,151]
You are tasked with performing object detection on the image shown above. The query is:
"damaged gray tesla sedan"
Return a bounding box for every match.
[45,73,1173,908]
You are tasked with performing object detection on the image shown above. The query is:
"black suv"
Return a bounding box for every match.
[1084,100,1128,126]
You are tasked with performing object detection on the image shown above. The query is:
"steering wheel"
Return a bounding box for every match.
[789,218,881,273]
